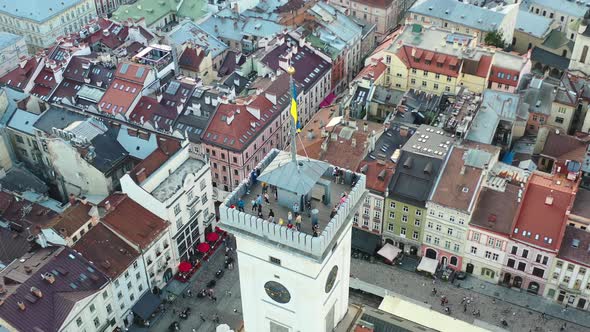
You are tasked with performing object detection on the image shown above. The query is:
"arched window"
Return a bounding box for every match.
[581,45,589,64]
[562,49,568,57]
[450,256,458,266]
[528,43,532,50]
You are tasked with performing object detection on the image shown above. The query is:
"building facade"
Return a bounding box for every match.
[0,0,96,52]
[121,141,216,262]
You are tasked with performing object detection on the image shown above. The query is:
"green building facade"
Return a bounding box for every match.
[383,198,424,256]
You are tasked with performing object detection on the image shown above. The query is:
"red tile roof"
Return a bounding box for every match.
[114,62,150,84]
[510,172,578,252]
[202,73,291,151]
[397,46,462,77]
[358,160,395,193]
[73,223,140,278]
[354,60,387,82]
[0,57,40,90]
[49,202,92,237]
[129,139,182,183]
[489,66,520,87]
[98,78,142,114]
[83,19,129,50]
[0,191,58,233]
[179,47,206,72]
[541,130,588,162]
[101,193,168,249]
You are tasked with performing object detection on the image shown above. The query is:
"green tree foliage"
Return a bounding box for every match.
[484,30,505,48]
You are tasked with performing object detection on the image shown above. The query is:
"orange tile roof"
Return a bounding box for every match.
[510,172,578,252]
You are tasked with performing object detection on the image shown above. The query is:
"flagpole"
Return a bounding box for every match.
[288,65,297,163]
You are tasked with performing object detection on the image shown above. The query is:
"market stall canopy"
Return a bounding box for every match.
[132,291,162,320]
[377,243,402,261]
[417,256,438,275]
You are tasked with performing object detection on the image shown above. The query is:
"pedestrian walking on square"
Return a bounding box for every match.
[463,304,467,313]
[264,193,270,204]
[256,194,263,207]
[287,212,293,224]
[432,287,437,296]
[440,296,445,306]
[461,297,466,304]
[295,214,302,231]
[251,200,257,211]
[226,290,232,297]
[200,313,206,322]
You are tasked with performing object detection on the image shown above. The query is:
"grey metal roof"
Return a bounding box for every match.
[516,10,552,38]
[88,128,129,174]
[531,47,571,70]
[388,151,442,207]
[33,106,87,134]
[528,0,588,18]
[0,167,48,194]
[258,151,330,195]
[409,0,509,32]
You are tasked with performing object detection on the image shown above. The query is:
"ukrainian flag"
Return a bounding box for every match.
[290,83,302,132]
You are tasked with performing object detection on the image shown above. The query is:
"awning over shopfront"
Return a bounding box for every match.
[206,232,219,242]
[352,227,380,254]
[132,292,162,320]
[377,243,402,261]
[417,256,438,275]
[197,242,211,253]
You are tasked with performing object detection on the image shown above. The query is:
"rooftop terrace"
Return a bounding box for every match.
[151,158,206,202]
[220,150,366,260]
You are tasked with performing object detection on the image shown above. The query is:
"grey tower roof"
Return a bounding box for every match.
[258,151,330,195]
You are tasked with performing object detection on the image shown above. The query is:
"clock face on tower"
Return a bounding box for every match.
[325,265,338,293]
[264,281,291,304]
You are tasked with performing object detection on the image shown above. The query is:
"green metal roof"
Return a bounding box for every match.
[112,0,207,27]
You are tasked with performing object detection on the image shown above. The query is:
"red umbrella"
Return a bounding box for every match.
[215,226,223,233]
[178,261,192,273]
[206,232,219,242]
[197,242,211,253]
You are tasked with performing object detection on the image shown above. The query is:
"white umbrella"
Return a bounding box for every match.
[216,324,234,332]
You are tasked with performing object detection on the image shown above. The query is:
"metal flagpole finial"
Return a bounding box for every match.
[287,66,296,76]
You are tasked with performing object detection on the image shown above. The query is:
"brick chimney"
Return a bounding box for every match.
[42,272,56,284]
[104,200,112,212]
[135,168,147,183]
[17,301,25,311]
[30,286,43,298]
[68,193,76,205]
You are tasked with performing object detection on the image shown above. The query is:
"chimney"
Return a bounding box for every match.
[68,193,76,205]
[19,57,27,69]
[156,93,163,102]
[17,301,25,311]
[351,138,357,147]
[42,272,55,284]
[104,200,112,211]
[545,195,554,205]
[363,122,368,132]
[135,168,147,183]
[102,29,110,36]
[30,286,43,298]
[460,166,466,175]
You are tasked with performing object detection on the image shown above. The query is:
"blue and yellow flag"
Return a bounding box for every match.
[290,82,301,132]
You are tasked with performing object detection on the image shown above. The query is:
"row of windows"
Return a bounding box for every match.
[428,209,465,224]
[470,246,499,261]
[471,232,503,249]
[424,235,461,252]
[410,69,454,81]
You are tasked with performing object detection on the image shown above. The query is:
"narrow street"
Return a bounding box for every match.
[351,257,589,332]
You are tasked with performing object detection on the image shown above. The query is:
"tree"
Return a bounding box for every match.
[484,30,505,48]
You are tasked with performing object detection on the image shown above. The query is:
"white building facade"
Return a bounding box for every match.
[121,141,216,262]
